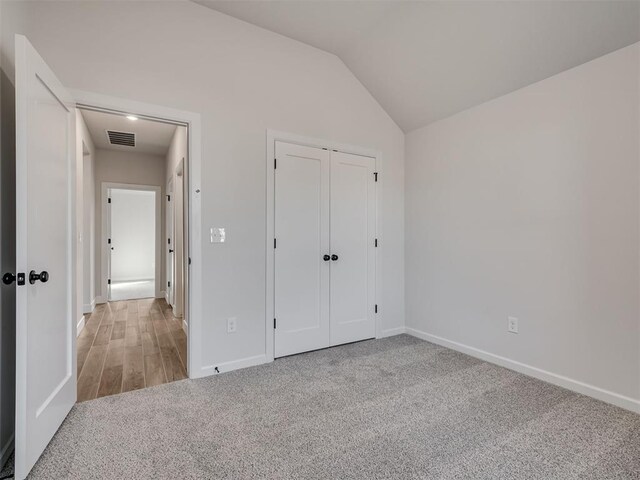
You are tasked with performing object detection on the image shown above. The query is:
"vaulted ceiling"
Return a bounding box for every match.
[194,0,640,132]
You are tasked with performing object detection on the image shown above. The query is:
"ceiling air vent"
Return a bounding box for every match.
[106,130,136,147]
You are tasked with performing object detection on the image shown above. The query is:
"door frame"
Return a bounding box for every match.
[72,89,203,378]
[101,183,161,301]
[265,130,382,363]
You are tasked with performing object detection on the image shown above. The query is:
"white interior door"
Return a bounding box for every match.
[14,34,76,480]
[329,151,376,346]
[274,141,330,357]
[166,179,174,306]
[106,189,112,300]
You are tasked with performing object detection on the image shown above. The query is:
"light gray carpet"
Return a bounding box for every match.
[28,335,640,479]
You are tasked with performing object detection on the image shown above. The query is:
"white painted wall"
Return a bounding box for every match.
[110,189,156,282]
[405,44,640,405]
[94,149,166,300]
[2,1,405,372]
[77,112,96,314]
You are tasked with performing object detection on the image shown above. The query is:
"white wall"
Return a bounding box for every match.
[94,149,166,300]
[77,112,96,314]
[405,44,640,406]
[2,1,405,373]
[110,189,156,282]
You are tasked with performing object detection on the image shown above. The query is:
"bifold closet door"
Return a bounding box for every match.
[274,141,330,358]
[329,151,376,346]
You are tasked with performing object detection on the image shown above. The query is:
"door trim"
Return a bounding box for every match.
[72,89,203,378]
[100,183,161,301]
[265,130,382,363]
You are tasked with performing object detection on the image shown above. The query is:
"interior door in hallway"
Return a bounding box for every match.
[274,141,330,358]
[329,151,376,346]
[13,34,77,480]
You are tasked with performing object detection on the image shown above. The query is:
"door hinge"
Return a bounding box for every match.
[274,158,277,170]
[168,281,171,287]
[108,279,111,285]
[375,238,378,247]
[167,195,171,201]
[274,238,277,249]
[273,318,277,329]
[108,197,112,204]
[375,304,378,313]
[168,238,171,245]
[108,238,111,244]
[374,172,378,182]
[189,257,192,265]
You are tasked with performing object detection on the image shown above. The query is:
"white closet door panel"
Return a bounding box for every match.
[330,151,376,346]
[274,141,330,357]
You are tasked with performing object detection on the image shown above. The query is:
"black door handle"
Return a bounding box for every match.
[169,249,174,253]
[29,270,49,285]
[323,254,330,261]
[331,254,339,261]
[3,273,26,286]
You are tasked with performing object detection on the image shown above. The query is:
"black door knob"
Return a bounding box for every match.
[29,270,49,285]
[331,254,339,261]
[2,273,15,285]
[169,249,174,253]
[323,255,330,261]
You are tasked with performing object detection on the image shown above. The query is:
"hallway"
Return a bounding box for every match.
[77,298,187,402]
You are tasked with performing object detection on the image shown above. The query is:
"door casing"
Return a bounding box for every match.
[73,90,203,378]
[265,130,382,363]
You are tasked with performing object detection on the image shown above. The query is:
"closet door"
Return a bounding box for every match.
[329,151,376,346]
[274,141,330,357]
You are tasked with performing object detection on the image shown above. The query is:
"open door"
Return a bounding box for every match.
[166,178,174,306]
[106,188,112,300]
[14,34,77,479]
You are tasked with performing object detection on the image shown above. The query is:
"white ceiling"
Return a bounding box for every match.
[194,0,640,132]
[80,109,177,156]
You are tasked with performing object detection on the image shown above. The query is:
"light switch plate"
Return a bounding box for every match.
[211,227,226,243]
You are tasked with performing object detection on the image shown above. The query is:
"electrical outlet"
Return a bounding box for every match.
[227,317,237,333]
[508,316,519,334]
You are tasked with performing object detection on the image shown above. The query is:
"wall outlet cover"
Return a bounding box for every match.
[508,316,519,334]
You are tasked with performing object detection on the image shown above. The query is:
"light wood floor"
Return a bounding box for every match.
[77,298,187,402]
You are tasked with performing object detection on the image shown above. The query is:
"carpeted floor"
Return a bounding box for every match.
[26,335,640,479]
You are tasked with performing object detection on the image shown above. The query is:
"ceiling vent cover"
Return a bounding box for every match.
[106,130,136,147]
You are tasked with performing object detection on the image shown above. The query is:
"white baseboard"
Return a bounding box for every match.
[0,433,14,471]
[82,298,96,315]
[95,295,106,305]
[157,290,166,299]
[405,327,640,414]
[379,326,407,338]
[198,354,268,378]
[77,316,85,337]
[182,319,188,335]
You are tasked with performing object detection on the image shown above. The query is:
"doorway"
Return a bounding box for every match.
[107,187,158,302]
[76,107,190,402]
